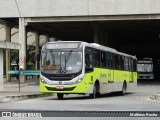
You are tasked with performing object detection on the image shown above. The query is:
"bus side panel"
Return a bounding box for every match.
[113,70,124,92]
[127,71,137,91]
[91,68,108,94]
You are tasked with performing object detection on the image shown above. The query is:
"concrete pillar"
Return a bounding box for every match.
[5,25,11,82]
[19,18,27,83]
[0,50,4,91]
[35,32,39,70]
[93,23,99,44]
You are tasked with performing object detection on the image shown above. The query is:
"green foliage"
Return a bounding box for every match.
[27,45,35,65]
[10,45,36,66]
[11,50,18,62]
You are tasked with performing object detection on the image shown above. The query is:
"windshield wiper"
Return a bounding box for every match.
[66,50,73,63]
[62,50,72,73]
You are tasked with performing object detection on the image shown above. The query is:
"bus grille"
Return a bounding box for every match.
[45,86,76,91]
[41,72,76,81]
[49,76,73,81]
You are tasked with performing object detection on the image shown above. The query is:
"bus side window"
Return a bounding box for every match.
[120,56,124,70]
[85,54,92,68]
[111,53,114,69]
[114,54,120,70]
[124,57,129,71]
[94,50,101,67]
[101,51,106,68]
[107,52,111,69]
[106,52,109,68]
[85,48,93,68]
[128,58,131,71]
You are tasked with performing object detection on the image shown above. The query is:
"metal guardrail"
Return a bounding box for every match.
[6,70,40,75]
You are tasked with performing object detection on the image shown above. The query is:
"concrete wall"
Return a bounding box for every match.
[0,0,160,17]
[0,0,19,17]
[89,0,160,15]
[0,50,3,91]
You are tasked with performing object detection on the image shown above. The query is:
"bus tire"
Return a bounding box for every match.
[121,82,126,96]
[57,93,64,99]
[90,85,96,99]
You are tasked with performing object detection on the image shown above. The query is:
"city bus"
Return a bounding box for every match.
[40,41,137,99]
[137,59,154,79]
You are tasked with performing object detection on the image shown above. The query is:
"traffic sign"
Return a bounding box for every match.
[6,70,19,74]
[20,70,40,75]
[19,58,24,63]
[7,70,40,75]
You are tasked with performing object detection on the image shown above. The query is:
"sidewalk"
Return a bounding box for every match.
[0,78,53,103]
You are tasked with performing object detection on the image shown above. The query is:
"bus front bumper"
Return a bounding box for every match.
[40,80,93,94]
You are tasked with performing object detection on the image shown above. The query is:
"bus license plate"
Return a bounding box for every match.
[56,86,64,90]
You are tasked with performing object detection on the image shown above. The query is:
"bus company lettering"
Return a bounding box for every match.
[100,73,107,78]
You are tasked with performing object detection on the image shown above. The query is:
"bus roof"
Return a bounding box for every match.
[83,42,136,59]
[44,41,136,59]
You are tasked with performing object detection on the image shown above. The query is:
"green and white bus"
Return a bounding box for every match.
[40,41,137,99]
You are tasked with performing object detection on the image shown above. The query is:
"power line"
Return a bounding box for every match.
[15,0,21,17]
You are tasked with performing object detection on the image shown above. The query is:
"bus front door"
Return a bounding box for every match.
[108,69,114,83]
[107,53,114,92]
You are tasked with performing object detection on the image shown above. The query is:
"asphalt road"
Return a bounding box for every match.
[0,84,160,119]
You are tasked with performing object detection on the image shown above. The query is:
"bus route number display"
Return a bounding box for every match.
[45,42,80,49]
[43,65,60,70]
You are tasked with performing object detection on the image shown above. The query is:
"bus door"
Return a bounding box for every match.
[129,58,134,83]
[108,53,114,83]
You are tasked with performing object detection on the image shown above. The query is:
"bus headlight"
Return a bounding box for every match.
[76,77,83,84]
[41,79,47,84]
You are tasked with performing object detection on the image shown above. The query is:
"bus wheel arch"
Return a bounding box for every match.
[95,80,100,95]
[57,93,64,100]
[121,81,127,96]
[90,80,100,99]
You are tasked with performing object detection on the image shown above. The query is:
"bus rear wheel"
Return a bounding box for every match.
[120,82,126,96]
[57,93,64,99]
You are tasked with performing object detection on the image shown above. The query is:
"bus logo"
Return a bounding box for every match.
[59,81,62,85]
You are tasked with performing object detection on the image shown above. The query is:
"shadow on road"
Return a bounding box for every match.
[46,92,134,100]
[138,79,160,85]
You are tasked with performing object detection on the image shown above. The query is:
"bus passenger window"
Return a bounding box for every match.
[85,54,92,68]
[94,50,101,67]
[124,57,129,71]
[101,52,106,67]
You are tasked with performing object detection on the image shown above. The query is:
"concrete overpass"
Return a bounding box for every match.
[1,0,160,82]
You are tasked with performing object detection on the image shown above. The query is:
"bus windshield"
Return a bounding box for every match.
[137,63,153,72]
[41,51,82,74]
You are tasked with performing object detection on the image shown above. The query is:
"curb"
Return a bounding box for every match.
[4,82,39,87]
[0,93,53,103]
[150,93,160,101]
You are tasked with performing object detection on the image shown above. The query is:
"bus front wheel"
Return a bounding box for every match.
[57,93,64,99]
[90,85,96,99]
